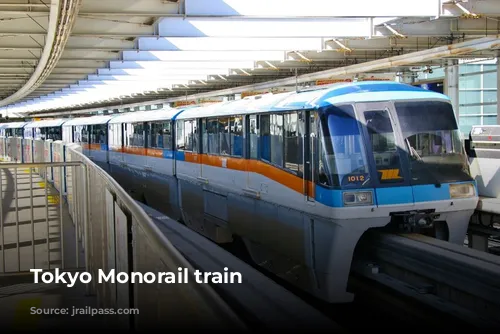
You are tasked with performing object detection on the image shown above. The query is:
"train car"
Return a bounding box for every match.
[1,121,28,137]
[106,107,185,218]
[96,81,478,304]
[62,115,116,170]
[170,82,477,303]
[23,119,66,141]
[16,81,476,304]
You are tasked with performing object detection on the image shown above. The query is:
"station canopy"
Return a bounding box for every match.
[0,0,498,117]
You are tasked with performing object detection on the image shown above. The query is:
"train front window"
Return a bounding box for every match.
[364,109,404,184]
[395,101,471,184]
[320,105,371,188]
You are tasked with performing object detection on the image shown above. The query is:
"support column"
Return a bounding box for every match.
[444,59,460,121]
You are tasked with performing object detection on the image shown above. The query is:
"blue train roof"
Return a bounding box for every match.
[176,81,450,120]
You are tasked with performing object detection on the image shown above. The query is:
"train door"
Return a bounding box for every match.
[355,102,414,206]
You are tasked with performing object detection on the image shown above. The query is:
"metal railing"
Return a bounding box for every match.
[0,161,85,274]
[0,137,246,330]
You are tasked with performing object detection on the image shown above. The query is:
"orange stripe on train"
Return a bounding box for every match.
[109,148,316,196]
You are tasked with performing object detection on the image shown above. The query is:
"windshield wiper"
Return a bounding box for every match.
[405,139,441,188]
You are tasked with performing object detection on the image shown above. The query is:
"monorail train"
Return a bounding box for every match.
[0,81,479,303]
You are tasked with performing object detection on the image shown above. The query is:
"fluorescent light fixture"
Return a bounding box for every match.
[109,60,256,70]
[97,68,232,76]
[87,74,210,81]
[122,50,287,62]
[157,17,371,38]
[136,37,324,51]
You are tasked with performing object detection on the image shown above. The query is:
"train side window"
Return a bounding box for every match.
[284,112,304,176]
[107,125,114,146]
[184,120,193,151]
[176,121,185,150]
[125,123,145,147]
[81,125,89,143]
[249,115,258,159]
[109,124,119,147]
[148,121,172,150]
[219,117,230,156]
[202,119,208,153]
[207,118,219,154]
[260,114,271,161]
[230,115,243,157]
[270,114,284,166]
[192,120,198,153]
[91,124,106,144]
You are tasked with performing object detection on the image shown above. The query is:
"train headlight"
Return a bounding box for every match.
[449,183,475,199]
[343,191,373,206]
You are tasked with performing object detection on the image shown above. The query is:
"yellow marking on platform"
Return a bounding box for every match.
[13,298,41,330]
[38,181,45,188]
[21,168,31,173]
[47,195,59,204]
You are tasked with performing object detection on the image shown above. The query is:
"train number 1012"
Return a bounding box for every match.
[347,175,365,183]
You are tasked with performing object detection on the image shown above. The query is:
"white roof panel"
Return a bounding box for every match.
[108,107,180,124]
[1,122,28,129]
[62,115,117,126]
[25,119,68,128]
[175,92,295,120]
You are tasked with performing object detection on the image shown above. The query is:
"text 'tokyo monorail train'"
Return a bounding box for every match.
[0,81,479,303]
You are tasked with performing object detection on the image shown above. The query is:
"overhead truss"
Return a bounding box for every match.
[0,0,498,116]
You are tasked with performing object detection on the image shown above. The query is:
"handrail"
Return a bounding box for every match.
[0,136,248,330]
[68,148,248,329]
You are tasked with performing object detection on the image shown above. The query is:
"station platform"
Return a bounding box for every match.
[0,162,100,330]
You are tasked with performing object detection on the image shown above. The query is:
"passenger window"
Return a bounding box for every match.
[125,123,145,147]
[219,118,230,155]
[202,119,208,153]
[184,120,193,151]
[364,109,404,183]
[230,115,243,157]
[206,118,219,154]
[192,120,198,153]
[148,121,172,150]
[270,114,284,166]
[176,121,185,150]
[81,125,89,143]
[249,115,258,159]
[107,125,114,146]
[91,124,106,144]
[284,112,304,175]
[110,124,122,148]
[260,114,271,161]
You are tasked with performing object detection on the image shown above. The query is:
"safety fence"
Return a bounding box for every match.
[0,137,246,330]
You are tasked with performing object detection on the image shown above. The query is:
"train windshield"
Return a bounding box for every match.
[394,101,471,184]
[319,105,371,188]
